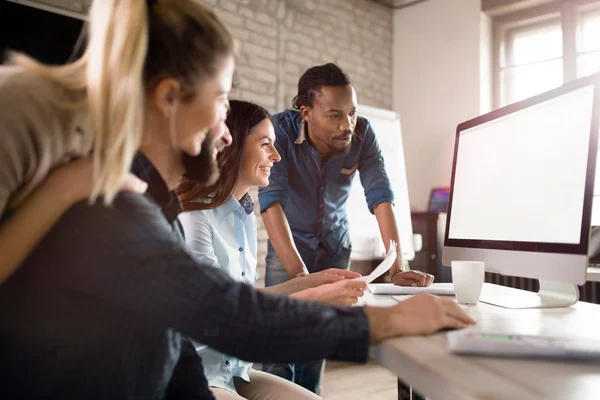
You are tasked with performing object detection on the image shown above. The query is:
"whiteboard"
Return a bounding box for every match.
[347,105,415,261]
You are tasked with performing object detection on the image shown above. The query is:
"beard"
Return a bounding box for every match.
[181,134,220,187]
[328,132,353,155]
[328,142,352,155]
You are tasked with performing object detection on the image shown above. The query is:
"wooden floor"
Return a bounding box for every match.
[322,360,398,400]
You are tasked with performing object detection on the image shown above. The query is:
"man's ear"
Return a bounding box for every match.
[299,105,312,123]
[152,78,181,117]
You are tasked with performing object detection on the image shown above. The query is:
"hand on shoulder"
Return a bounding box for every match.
[45,157,147,204]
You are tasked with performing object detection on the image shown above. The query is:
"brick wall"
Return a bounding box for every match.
[30,0,394,284]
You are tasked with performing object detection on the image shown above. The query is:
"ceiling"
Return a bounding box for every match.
[371,0,430,9]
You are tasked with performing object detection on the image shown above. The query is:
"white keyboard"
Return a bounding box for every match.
[447,329,600,360]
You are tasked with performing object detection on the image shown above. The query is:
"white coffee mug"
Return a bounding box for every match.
[451,261,485,304]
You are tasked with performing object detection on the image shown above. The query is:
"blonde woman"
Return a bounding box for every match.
[0,0,219,283]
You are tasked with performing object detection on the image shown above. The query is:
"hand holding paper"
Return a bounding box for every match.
[355,240,397,284]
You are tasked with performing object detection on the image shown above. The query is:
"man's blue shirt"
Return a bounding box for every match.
[258,109,394,254]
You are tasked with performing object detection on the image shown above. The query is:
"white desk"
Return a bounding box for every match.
[360,290,600,400]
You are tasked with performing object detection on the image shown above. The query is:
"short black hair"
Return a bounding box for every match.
[292,63,351,109]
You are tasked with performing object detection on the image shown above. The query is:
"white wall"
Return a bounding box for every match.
[393,0,483,210]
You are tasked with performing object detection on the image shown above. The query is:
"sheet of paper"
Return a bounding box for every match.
[354,240,397,284]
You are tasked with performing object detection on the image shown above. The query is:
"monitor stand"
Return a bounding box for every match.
[479,280,579,309]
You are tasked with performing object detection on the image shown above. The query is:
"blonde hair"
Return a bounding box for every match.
[9,0,234,205]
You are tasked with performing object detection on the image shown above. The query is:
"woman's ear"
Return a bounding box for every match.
[152,78,181,118]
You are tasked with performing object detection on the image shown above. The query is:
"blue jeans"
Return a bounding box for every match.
[263,240,351,394]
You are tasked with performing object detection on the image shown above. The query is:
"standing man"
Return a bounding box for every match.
[258,63,435,394]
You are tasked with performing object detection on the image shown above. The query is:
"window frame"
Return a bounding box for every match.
[492,0,600,108]
[500,18,563,105]
[577,5,600,77]
[504,18,563,68]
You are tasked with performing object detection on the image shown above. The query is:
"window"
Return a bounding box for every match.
[501,22,563,104]
[578,11,600,77]
[494,0,600,107]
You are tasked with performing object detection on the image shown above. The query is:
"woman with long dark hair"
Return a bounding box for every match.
[177,100,367,399]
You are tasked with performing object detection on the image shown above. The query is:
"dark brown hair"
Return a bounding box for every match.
[144,0,235,99]
[177,100,272,211]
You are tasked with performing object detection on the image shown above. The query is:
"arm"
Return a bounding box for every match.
[178,211,219,269]
[100,196,474,341]
[178,205,357,303]
[179,207,329,293]
[356,118,395,218]
[365,293,476,342]
[44,195,369,363]
[289,279,367,306]
[258,127,308,278]
[178,203,362,300]
[357,120,432,287]
[373,202,404,275]
[28,194,474,367]
[178,210,312,296]
[261,204,308,277]
[259,276,313,295]
[0,158,146,285]
[0,176,76,284]
[373,203,432,286]
[260,267,361,296]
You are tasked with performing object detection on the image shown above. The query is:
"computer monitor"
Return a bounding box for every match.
[428,187,450,212]
[442,74,600,309]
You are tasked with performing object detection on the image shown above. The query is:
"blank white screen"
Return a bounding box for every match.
[448,85,595,244]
